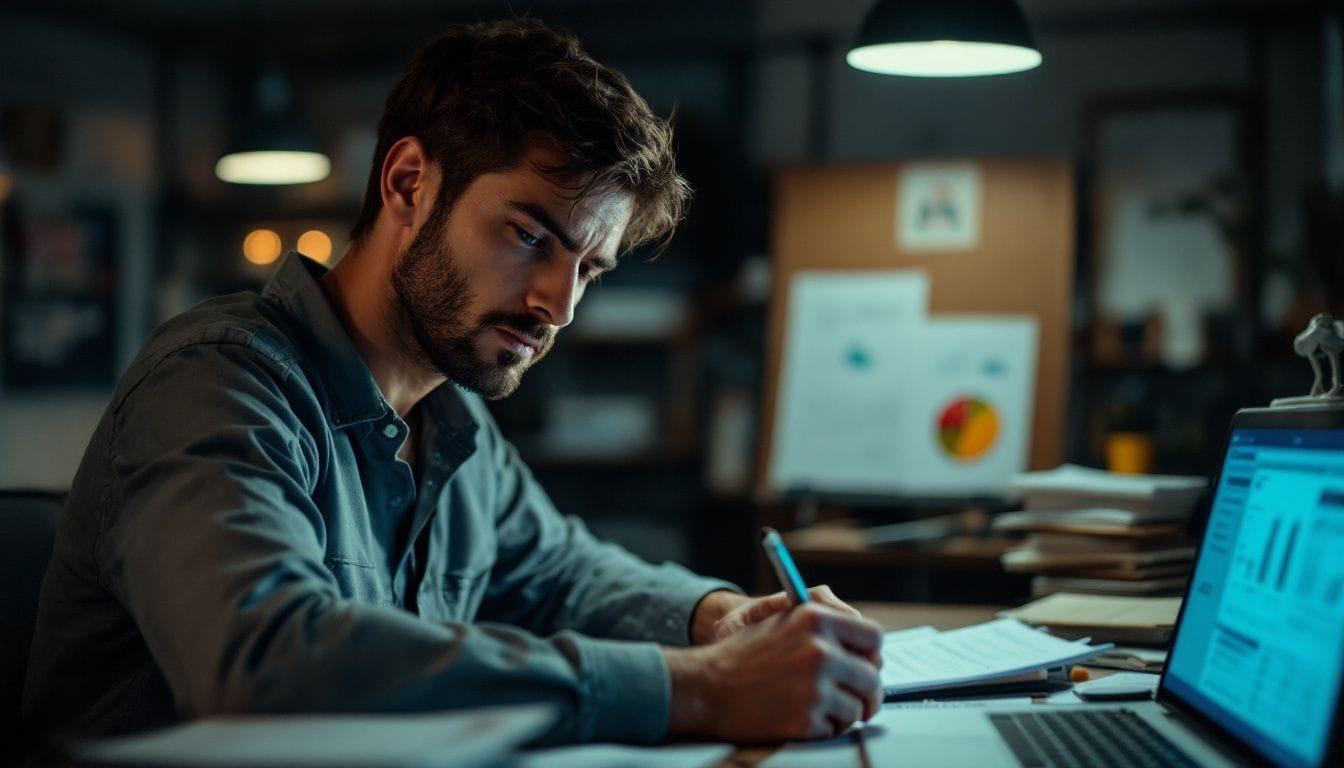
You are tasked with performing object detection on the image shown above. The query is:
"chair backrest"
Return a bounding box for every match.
[0,490,62,745]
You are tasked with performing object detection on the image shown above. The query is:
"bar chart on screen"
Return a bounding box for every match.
[1197,468,1344,760]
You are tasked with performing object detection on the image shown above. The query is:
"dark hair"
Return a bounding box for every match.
[350,18,690,251]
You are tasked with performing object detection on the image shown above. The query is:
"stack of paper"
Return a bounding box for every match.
[1006,464,1206,516]
[998,592,1183,645]
[880,618,1111,698]
[997,465,1206,597]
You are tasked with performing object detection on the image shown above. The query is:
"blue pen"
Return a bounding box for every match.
[761,527,811,605]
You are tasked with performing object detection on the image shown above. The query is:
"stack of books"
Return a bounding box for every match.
[996,464,1206,598]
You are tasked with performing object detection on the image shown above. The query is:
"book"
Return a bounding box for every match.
[1042,563,1192,581]
[1001,546,1195,572]
[999,592,1182,645]
[993,512,1184,537]
[1022,532,1187,554]
[1030,574,1189,598]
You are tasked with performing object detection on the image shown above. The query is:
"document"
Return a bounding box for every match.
[897,163,983,251]
[769,270,929,493]
[519,743,732,768]
[769,268,1037,497]
[884,316,1037,496]
[880,618,1110,696]
[73,704,555,767]
[1007,464,1206,514]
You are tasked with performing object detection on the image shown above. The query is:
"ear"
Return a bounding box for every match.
[379,136,432,230]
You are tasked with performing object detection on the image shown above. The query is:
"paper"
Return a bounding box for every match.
[897,163,983,251]
[769,277,1037,497]
[1008,464,1206,513]
[880,618,1109,696]
[519,743,732,768]
[885,317,1037,495]
[769,270,929,493]
[999,592,1182,629]
[74,704,555,767]
[883,625,940,645]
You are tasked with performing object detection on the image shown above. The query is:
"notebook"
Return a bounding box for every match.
[798,404,1344,768]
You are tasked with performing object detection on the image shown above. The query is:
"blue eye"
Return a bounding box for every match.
[512,225,544,248]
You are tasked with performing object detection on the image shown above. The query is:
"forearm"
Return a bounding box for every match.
[144,579,672,744]
[486,508,741,644]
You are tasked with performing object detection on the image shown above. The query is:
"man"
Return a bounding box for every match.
[25,18,884,746]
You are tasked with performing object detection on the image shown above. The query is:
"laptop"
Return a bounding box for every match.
[858,405,1344,768]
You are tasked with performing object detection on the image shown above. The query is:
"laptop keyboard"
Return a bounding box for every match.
[989,709,1199,768]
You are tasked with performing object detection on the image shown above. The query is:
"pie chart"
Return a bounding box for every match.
[937,396,999,461]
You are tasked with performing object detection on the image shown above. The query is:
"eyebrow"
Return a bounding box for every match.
[507,201,580,253]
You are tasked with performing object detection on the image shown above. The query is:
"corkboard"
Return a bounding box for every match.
[757,160,1075,496]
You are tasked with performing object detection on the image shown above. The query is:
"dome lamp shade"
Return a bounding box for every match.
[846,0,1043,77]
[215,72,330,185]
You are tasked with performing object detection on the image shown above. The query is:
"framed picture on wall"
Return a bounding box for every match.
[1082,91,1259,370]
[1,197,119,389]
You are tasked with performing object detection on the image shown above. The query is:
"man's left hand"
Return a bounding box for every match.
[690,586,873,657]
[711,585,863,641]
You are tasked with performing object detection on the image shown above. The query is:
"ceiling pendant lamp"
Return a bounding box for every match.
[846,0,1043,78]
[215,72,330,185]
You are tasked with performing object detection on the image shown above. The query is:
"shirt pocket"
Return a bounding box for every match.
[323,557,395,607]
[436,566,490,621]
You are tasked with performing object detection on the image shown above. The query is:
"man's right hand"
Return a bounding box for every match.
[662,602,884,742]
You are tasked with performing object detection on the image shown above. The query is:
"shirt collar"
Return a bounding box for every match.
[264,252,389,428]
[264,252,480,438]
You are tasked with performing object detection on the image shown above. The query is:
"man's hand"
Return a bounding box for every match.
[711,585,862,641]
[663,603,885,742]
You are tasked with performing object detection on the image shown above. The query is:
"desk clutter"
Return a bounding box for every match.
[880,617,1111,700]
[995,464,1206,598]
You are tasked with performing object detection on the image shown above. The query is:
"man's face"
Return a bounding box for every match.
[391,148,632,399]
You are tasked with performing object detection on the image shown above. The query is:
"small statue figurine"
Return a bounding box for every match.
[1293,312,1344,397]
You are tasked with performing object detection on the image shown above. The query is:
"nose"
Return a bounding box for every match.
[525,259,581,328]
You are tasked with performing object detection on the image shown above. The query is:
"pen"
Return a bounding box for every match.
[761,527,812,605]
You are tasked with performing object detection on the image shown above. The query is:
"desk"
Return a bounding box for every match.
[721,602,1115,767]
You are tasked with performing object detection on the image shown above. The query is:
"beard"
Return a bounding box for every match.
[389,209,554,400]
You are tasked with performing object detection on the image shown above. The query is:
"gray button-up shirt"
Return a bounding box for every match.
[24,253,736,745]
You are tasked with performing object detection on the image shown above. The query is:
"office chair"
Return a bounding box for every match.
[0,490,62,758]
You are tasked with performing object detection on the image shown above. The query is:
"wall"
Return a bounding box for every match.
[746,0,1324,268]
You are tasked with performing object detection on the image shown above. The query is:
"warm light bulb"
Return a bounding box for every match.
[216,150,331,185]
[846,40,1041,77]
[243,229,283,265]
[297,230,333,264]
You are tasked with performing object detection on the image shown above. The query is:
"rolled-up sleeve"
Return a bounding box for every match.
[96,341,682,743]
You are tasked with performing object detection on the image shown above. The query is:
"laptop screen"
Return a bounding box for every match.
[1164,420,1344,768]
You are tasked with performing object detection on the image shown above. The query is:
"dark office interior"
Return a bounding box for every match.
[0,0,1340,698]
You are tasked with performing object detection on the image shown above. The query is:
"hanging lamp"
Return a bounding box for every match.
[846,0,1042,78]
[215,72,330,185]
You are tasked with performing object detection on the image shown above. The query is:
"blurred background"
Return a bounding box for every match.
[2,0,1341,601]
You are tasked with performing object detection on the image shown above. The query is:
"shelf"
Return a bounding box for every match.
[517,445,702,469]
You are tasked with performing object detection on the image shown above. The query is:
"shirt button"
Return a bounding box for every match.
[382,424,399,439]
